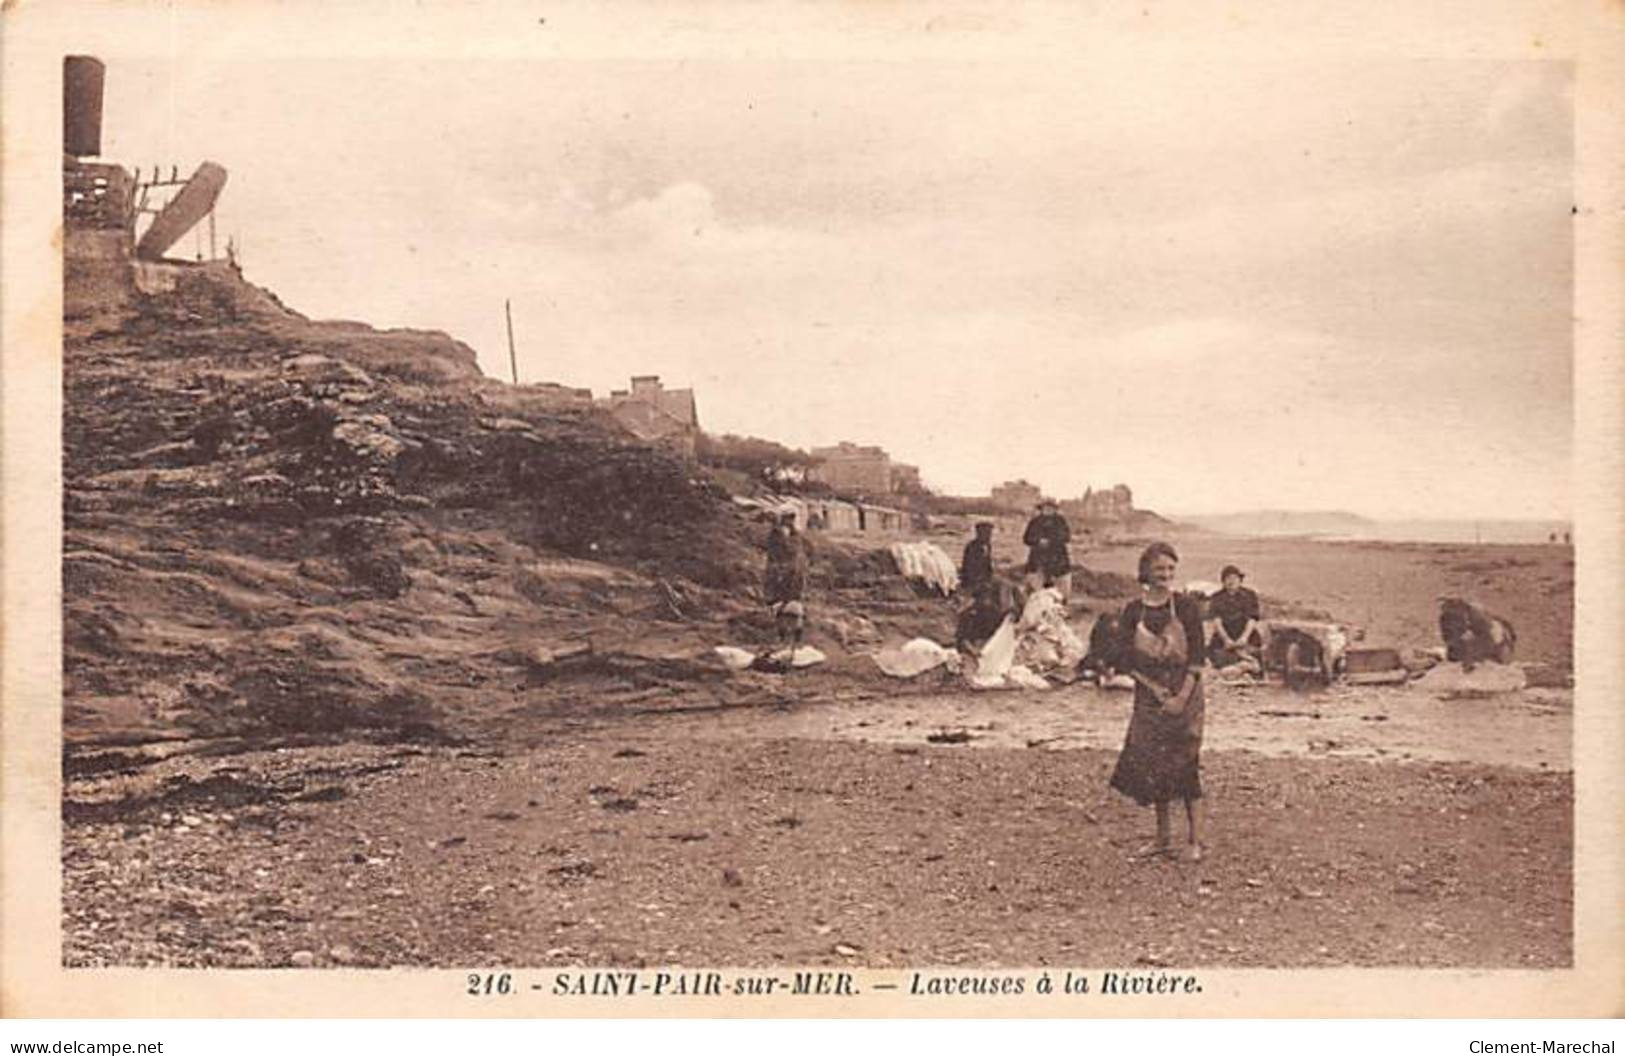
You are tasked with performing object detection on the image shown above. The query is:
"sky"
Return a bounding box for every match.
[98,41,1573,521]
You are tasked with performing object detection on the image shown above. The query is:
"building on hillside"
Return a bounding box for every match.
[808,442,893,494]
[1071,484,1135,520]
[63,56,243,321]
[62,56,147,319]
[890,462,923,494]
[991,479,1045,511]
[804,497,908,533]
[64,157,137,319]
[596,374,701,459]
[734,494,908,535]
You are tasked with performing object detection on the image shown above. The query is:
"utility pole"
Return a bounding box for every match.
[505,298,519,385]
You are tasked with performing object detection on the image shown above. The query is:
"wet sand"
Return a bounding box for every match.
[664,680,1573,771]
[61,532,1576,971]
[1076,530,1574,670]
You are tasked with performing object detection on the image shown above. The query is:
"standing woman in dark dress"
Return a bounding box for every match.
[1108,541,1208,862]
[761,512,809,658]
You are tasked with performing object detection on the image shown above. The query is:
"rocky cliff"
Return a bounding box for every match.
[64,264,919,761]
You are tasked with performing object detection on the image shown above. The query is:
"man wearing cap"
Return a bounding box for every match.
[1022,499,1073,600]
[956,521,1018,653]
[960,521,996,598]
[1207,564,1263,666]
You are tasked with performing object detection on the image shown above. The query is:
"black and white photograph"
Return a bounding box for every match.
[3,0,1622,1026]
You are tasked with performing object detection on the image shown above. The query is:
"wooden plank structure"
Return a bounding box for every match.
[135,161,228,261]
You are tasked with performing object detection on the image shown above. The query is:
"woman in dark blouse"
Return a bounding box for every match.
[1107,541,1209,862]
[1207,563,1263,666]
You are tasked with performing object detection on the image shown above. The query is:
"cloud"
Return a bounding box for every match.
[608,182,716,243]
[105,53,1571,521]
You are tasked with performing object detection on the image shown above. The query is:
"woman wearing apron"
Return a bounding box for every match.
[1108,541,1208,862]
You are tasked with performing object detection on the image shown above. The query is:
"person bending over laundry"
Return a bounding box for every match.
[1437,596,1516,672]
[1075,609,1122,685]
[955,582,1011,655]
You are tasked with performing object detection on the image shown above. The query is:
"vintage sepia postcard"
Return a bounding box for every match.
[2,0,1621,1022]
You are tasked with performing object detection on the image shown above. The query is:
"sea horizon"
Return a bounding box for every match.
[1171,514,1571,546]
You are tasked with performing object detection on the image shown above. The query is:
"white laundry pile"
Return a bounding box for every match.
[1005,666,1051,690]
[887,541,959,596]
[712,644,828,670]
[873,638,962,678]
[1413,661,1527,697]
[769,645,827,668]
[1013,587,1086,673]
[1213,660,1262,683]
[965,617,1049,691]
[968,617,1016,688]
[713,646,757,671]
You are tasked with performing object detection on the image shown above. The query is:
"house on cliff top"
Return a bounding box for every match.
[596,375,701,459]
[807,442,920,496]
[991,479,1046,511]
[1067,484,1135,521]
[63,55,234,323]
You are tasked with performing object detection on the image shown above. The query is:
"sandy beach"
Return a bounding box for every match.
[1081,530,1573,670]
[63,528,1575,970]
[56,265,1576,974]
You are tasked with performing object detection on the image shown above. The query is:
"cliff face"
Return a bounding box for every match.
[62,265,774,753]
[62,265,978,758]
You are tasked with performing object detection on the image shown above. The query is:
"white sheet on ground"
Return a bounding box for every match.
[1413,661,1526,696]
[716,644,827,670]
[1006,665,1050,690]
[874,638,959,678]
[713,646,757,671]
[1214,662,1261,683]
[769,645,827,668]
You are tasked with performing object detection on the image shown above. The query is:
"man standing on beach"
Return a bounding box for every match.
[960,521,996,599]
[1022,500,1073,600]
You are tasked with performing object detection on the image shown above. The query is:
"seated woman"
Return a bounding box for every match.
[1075,609,1122,685]
[1205,564,1264,670]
